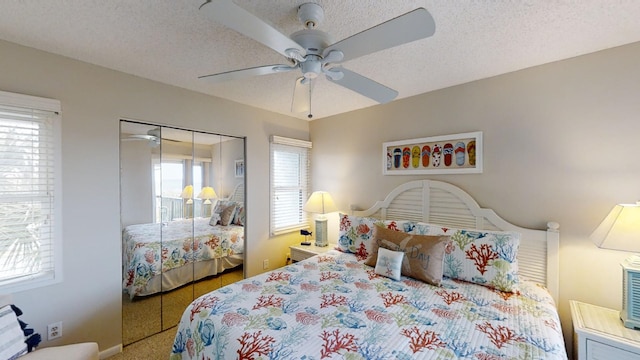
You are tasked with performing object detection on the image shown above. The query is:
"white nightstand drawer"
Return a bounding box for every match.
[588,339,640,360]
[289,244,333,262]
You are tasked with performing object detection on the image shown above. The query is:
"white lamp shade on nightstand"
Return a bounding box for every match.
[303,191,337,247]
[591,202,640,252]
[591,202,640,329]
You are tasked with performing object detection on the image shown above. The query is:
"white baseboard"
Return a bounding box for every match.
[99,344,122,359]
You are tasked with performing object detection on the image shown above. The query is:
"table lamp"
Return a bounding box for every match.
[198,186,217,217]
[198,187,217,204]
[181,185,193,218]
[590,202,640,329]
[303,191,337,247]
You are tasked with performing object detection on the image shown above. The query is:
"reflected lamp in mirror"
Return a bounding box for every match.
[181,185,194,218]
[198,186,217,217]
[303,191,337,247]
[181,185,194,204]
[198,187,217,205]
[591,202,640,329]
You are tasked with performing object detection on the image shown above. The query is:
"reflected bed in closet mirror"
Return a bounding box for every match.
[122,184,245,299]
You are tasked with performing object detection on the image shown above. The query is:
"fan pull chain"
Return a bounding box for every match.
[308,80,313,119]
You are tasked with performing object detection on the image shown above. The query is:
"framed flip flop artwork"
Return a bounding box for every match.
[383,131,482,175]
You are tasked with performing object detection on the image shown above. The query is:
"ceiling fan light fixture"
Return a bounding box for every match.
[324,68,344,81]
[322,50,344,64]
[284,48,305,62]
[300,55,321,79]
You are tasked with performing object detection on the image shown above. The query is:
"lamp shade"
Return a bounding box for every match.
[591,202,640,252]
[303,191,337,215]
[198,187,217,204]
[181,185,194,204]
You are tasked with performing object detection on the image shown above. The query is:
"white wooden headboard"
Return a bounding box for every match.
[352,180,560,302]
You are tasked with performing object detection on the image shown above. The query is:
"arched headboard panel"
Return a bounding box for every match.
[228,182,244,203]
[353,180,560,302]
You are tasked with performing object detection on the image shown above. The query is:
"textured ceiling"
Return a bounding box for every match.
[0,1,639,120]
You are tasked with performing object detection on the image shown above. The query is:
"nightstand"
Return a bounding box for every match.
[570,300,640,359]
[289,243,334,262]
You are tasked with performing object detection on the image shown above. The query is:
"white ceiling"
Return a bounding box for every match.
[1,1,639,120]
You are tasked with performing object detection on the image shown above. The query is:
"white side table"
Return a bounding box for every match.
[570,300,640,359]
[289,243,334,262]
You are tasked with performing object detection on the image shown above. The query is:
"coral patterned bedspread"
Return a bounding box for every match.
[170,250,566,359]
[123,218,244,298]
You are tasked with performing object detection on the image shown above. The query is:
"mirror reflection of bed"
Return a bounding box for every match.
[119,120,246,345]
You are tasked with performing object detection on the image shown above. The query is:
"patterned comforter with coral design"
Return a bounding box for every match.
[123,218,244,298]
[170,250,566,359]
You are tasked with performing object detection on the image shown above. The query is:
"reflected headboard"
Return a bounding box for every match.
[228,182,244,203]
[352,180,560,302]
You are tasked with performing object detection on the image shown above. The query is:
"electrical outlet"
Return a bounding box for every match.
[263,259,269,270]
[48,321,62,340]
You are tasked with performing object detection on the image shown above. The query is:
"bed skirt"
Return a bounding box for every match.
[131,254,243,298]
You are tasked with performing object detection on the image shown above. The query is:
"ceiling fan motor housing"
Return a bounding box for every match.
[290,29,333,79]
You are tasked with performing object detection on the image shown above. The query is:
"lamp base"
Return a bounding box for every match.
[314,218,328,247]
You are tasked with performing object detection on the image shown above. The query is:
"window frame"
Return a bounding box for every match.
[269,135,312,236]
[0,90,62,293]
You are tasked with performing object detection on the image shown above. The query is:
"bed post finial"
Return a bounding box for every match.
[547,222,560,232]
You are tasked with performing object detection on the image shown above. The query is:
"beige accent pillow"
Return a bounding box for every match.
[219,204,237,226]
[365,225,449,285]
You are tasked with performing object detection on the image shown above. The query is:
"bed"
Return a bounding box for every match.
[123,183,245,299]
[169,180,566,359]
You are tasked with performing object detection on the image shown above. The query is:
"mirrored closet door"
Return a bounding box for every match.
[120,120,246,345]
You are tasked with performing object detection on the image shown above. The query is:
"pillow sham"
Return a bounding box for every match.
[208,213,221,226]
[211,200,232,224]
[374,247,404,281]
[365,225,448,286]
[0,305,28,360]
[219,204,237,226]
[231,203,245,226]
[412,222,521,292]
[337,213,416,261]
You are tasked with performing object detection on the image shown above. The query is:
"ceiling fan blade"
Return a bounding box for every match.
[324,8,435,63]
[199,1,306,59]
[123,134,155,141]
[328,68,398,104]
[199,64,295,83]
[291,77,314,113]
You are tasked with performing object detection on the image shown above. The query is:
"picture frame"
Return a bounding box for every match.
[383,131,482,175]
[234,159,245,178]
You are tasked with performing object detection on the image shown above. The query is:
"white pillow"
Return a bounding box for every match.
[209,213,221,226]
[374,247,404,281]
[0,305,27,360]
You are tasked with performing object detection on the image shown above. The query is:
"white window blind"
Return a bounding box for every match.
[0,90,62,292]
[270,136,311,236]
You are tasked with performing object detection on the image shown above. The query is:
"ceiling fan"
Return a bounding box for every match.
[121,127,179,147]
[198,1,436,118]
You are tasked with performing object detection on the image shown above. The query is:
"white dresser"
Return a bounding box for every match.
[571,300,640,359]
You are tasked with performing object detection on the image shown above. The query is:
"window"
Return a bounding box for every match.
[270,136,312,236]
[153,160,204,221]
[0,90,62,292]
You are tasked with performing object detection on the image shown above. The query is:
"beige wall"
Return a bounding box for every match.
[0,39,308,353]
[310,41,640,356]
